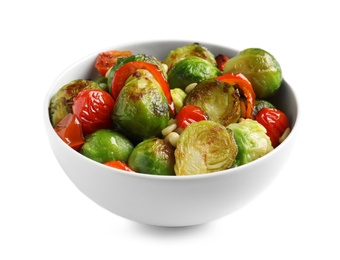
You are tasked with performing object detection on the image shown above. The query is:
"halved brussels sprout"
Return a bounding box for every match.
[111,69,170,142]
[49,79,101,127]
[128,138,176,175]
[223,48,282,99]
[227,119,273,167]
[106,54,167,92]
[184,78,241,126]
[174,120,238,175]
[167,56,221,90]
[164,42,217,71]
[80,129,134,164]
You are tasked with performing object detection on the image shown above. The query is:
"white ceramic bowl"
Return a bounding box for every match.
[44,40,299,227]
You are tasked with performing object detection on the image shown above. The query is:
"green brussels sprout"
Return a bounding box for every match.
[227,119,273,167]
[49,79,101,127]
[164,42,217,71]
[174,120,238,175]
[170,88,187,113]
[106,54,167,92]
[223,48,282,99]
[80,129,134,163]
[184,78,241,127]
[111,69,170,142]
[128,138,176,175]
[167,56,221,90]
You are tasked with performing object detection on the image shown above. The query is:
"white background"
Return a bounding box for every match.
[1,0,339,259]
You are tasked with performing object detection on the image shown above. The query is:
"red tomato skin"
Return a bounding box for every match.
[72,89,115,135]
[256,108,290,147]
[54,113,85,150]
[104,160,134,172]
[176,105,209,129]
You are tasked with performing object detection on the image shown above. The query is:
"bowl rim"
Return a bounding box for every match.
[44,39,300,181]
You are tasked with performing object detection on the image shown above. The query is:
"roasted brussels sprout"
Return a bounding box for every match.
[49,79,101,127]
[80,129,134,163]
[164,43,217,71]
[184,78,241,126]
[111,69,170,142]
[128,138,176,175]
[227,119,273,166]
[174,120,238,175]
[223,48,282,99]
[106,54,167,92]
[167,56,221,90]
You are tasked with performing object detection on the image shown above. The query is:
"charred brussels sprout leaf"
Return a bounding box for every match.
[111,70,170,142]
[49,79,101,127]
[185,78,241,127]
[168,56,221,90]
[128,138,176,175]
[106,54,167,92]
[80,129,134,163]
[227,119,273,166]
[223,48,282,99]
[164,43,217,71]
[174,120,238,175]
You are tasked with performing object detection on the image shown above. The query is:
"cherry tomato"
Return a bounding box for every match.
[256,107,290,147]
[95,50,132,76]
[176,105,209,129]
[215,54,229,71]
[104,160,134,172]
[72,89,115,135]
[54,113,84,150]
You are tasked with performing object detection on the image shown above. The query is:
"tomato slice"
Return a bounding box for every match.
[54,113,85,150]
[72,89,115,135]
[111,61,175,114]
[217,73,256,119]
[104,160,134,172]
[95,50,132,76]
[176,105,209,129]
[256,107,290,147]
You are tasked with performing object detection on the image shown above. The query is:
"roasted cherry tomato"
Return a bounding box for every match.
[217,73,256,119]
[95,50,132,76]
[111,61,175,114]
[104,160,134,172]
[72,89,115,135]
[256,107,290,147]
[176,105,209,129]
[54,113,84,150]
[215,54,229,71]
